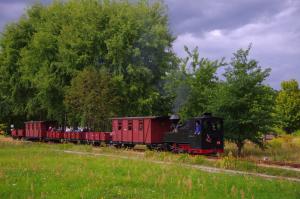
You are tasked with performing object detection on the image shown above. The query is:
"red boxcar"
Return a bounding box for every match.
[17,129,24,137]
[54,131,63,139]
[11,129,24,138]
[84,132,110,142]
[25,121,51,139]
[111,116,171,145]
[11,129,17,137]
[46,131,53,140]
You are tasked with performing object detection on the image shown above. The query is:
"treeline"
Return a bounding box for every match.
[0,0,299,153]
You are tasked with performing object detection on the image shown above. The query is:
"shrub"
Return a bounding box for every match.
[0,123,8,135]
[291,137,300,148]
[217,152,238,169]
[192,156,205,164]
[272,127,287,136]
[293,129,300,136]
[268,138,284,148]
[177,154,190,163]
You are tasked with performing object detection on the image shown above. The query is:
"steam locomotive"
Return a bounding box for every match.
[11,113,224,154]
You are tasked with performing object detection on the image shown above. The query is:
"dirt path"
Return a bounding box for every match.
[257,163,300,172]
[58,149,300,183]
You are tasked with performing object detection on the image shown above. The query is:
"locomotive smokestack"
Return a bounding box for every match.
[170,114,180,126]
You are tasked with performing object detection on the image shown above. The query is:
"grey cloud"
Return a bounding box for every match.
[172,1,300,89]
[165,0,288,35]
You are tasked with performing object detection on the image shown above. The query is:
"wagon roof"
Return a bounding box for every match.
[110,116,169,120]
[24,121,45,123]
[24,120,57,123]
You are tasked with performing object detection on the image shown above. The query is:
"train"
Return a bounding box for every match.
[11,113,224,154]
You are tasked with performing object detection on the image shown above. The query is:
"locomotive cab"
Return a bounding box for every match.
[164,113,224,154]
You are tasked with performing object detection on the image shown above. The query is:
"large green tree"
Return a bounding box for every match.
[212,46,275,155]
[274,79,300,133]
[0,0,175,126]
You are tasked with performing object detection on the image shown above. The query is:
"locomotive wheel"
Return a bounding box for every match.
[124,144,135,149]
[146,145,154,150]
[114,144,122,148]
[161,143,172,151]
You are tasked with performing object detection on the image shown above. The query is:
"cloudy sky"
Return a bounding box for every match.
[1,0,299,89]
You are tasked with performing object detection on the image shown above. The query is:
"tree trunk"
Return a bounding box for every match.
[236,141,244,157]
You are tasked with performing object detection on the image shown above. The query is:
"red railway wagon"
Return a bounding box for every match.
[18,129,25,137]
[111,116,171,146]
[11,129,17,137]
[11,129,25,138]
[46,131,53,140]
[54,131,63,139]
[46,131,64,140]
[63,132,70,140]
[25,121,53,139]
[84,132,111,143]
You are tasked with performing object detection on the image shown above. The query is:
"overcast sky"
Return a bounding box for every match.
[1,0,299,89]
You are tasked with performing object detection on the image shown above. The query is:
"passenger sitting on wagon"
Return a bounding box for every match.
[195,121,202,135]
[66,126,71,132]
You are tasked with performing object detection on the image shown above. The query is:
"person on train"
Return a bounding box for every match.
[195,121,202,135]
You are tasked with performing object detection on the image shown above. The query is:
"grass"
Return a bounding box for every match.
[1,139,300,198]
[224,136,300,163]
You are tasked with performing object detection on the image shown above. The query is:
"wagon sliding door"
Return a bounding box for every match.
[127,120,133,144]
[143,119,151,144]
[132,120,140,143]
[113,119,123,143]
[137,119,145,144]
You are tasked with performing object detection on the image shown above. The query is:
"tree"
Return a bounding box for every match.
[165,46,225,120]
[274,79,300,133]
[212,46,275,155]
[0,0,176,126]
[64,67,118,130]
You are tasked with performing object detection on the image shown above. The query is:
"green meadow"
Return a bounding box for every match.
[0,140,300,199]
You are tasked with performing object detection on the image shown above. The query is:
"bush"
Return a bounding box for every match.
[0,123,8,135]
[292,129,300,136]
[177,154,190,163]
[272,127,287,136]
[268,138,284,148]
[192,156,205,164]
[217,152,238,169]
[291,137,300,147]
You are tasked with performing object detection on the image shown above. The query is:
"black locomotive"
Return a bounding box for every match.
[163,113,224,154]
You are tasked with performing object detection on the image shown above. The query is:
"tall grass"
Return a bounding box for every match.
[224,136,300,163]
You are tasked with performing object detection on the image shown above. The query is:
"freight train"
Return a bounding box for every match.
[11,113,224,154]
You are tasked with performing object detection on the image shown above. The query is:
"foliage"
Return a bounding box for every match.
[64,67,118,130]
[272,127,287,135]
[0,124,7,135]
[0,0,176,126]
[165,46,225,120]
[274,79,300,134]
[293,129,300,136]
[212,45,275,155]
